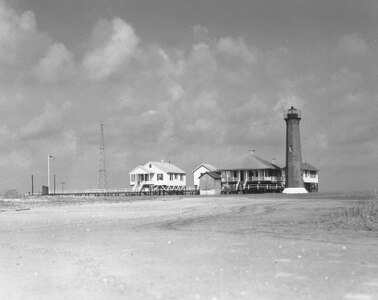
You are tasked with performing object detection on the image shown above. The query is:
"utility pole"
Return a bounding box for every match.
[31,175,34,195]
[97,122,108,190]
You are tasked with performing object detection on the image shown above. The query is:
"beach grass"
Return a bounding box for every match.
[322,191,377,230]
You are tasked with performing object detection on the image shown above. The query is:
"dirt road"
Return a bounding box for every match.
[0,196,377,299]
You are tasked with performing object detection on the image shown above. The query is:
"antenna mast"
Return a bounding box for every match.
[97,122,108,190]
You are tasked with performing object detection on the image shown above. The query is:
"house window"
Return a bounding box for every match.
[170,174,174,181]
[233,171,238,178]
[180,174,184,181]
[175,174,178,179]
[248,170,253,178]
[149,164,152,168]
[131,174,135,182]
[157,174,163,181]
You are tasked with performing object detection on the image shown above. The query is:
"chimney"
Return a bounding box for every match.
[249,149,255,155]
[271,157,276,164]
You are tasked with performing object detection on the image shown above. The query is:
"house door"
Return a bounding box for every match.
[240,171,244,181]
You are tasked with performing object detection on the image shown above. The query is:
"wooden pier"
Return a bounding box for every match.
[45,184,284,197]
[48,187,199,197]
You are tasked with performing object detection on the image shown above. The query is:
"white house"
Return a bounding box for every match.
[192,163,218,190]
[129,161,186,192]
[302,162,319,192]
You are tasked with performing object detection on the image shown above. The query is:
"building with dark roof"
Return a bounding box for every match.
[192,163,218,190]
[219,150,284,193]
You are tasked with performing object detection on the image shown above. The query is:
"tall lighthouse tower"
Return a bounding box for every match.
[283,106,308,194]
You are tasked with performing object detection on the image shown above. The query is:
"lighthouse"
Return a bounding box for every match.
[282,106,308,194]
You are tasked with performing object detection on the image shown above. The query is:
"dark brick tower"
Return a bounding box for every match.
[283,106,308,194]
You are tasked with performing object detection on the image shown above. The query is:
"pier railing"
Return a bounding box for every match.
[49,186,198,196]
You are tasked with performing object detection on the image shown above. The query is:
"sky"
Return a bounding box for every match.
[1,0,378,193]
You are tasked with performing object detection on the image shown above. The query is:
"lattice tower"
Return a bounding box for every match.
[97,122,108,190]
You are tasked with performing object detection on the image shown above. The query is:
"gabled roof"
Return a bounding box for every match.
[192,163,218,173]
[302,162,319,172]
[220,153,281,170]
[129,165,150,174]
[147,161,186,174]
[199,171,221,180]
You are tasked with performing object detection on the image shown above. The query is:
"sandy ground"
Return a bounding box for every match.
[0,196,377,300]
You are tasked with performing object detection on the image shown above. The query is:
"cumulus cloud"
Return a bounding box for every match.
[217,36,257,64]
[0,125,15,146]
[186,43,218,86]
[193,24,210,44]
[102,28,293,151]
[150,48,186,101]
[330,68,363,90]
[274,92,304,115]
[318,68,364,110]
[193,90,219,113]
[19,101,72,140]
[0,1,49,66]
[33,43,76,82]
[336,34,369,58]
[156,48,186,78]
[82,18,140,81]
[167,82,185,101]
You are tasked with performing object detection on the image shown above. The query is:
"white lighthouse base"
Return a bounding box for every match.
[282,187,308,194]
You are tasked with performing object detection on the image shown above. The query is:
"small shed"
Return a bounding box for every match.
[199,171,222,195]
[192,163,218,190]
